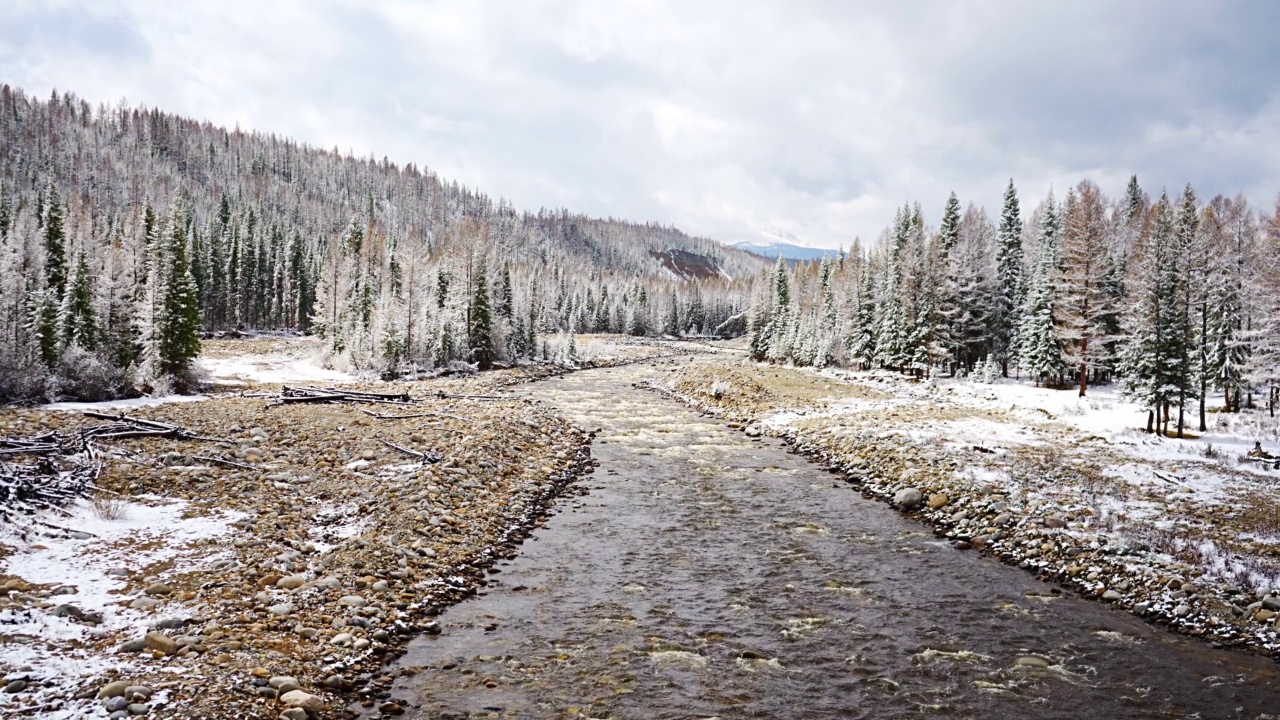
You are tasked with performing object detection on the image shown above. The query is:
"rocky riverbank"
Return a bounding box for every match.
[0,368,596,719]
[649,361,1280,662]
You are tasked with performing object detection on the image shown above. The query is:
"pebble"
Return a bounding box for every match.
[127,703,150,715]
[1102,590,1123,602]
[279,709,309,720]
[338,595,367,607]
[269,603,295,617]
[276,575,307,590]
[3,680,26,693]
[98,680,130,698]
[269,676,301,694]
[143,632,176,655]
[927,493,950,509]
[1014,655,1052,668]
[103,696,129,712]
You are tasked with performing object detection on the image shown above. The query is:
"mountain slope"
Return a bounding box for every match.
[0,86,767,397]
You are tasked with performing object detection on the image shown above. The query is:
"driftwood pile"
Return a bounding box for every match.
[262,386,491,464]
[0,412,217,529]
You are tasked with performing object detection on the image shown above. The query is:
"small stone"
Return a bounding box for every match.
[124,686,151,701]
[331,632,353,646]
[1102,590,1122,602]
[277,575,307,590]
[1044,516,1067,529]
[250,667,271,679]
[1014,655,1051,668]
[270,676,301,694]
[279,710,309,720]
[143,632,176,655]
[98,680,130,698]
[1255,608,1277,622]
[323,674,345,689]
[268,603,295,617]
[952,540,972,551]
[338,595,367,607]
[893,487,923,510]
[127,703,150,716]
[130,597,161,611]
[280,689,324,714]
[1262,596,1280,611]
[1173,604,1192,618]
[927,493,950,510]
[379,701,405,715]
[144,583,173,597]
[103,697,129,712]
[3,680,26,693]
[992,513,1013,527]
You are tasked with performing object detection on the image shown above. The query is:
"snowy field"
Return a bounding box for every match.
[813,368,1280,595]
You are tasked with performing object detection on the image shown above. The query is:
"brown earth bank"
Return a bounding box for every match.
[646,360,1280,663]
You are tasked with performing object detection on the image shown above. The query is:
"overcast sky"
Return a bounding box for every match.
[3,1,1279,248]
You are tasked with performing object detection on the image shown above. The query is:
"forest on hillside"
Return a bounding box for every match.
[0,87,764,400]
[752,177,1280,436]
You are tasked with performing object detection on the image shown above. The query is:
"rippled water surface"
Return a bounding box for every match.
[377,359,1280,719]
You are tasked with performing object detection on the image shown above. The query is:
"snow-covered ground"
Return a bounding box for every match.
[812,368,1280,593]
[1,497,242,716]
[200,352,357,386]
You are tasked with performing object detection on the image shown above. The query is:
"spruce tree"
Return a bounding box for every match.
[994,179,1023,375]
[155,205,202,383]
[468,258,494,369]
[58,251,98,351]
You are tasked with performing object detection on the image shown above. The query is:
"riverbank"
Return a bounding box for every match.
[0,344,621,718]
[649,360,1280,661]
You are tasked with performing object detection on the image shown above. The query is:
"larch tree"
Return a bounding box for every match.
[1060,180,1114,396]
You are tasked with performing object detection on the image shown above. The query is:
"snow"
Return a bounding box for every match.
[0,497,243,710]
[200,353,358,385]
[42,394,209,412]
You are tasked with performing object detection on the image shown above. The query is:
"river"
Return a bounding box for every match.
[368,358,1280,719]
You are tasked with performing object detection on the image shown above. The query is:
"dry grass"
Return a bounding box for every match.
[90,492,128,521]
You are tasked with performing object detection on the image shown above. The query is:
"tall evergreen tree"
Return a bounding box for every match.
[994,179,1023,375]
[468,258,494,369]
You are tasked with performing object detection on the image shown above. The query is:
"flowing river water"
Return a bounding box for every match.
[374,359,1280,719]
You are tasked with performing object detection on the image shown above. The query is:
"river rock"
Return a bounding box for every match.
[1014,655,1052,668]
[927,493,950,509]
[280,689,323,714]
[894,487,923,509]
[4,680,26,693]
[338,595,367,607]
[269,676,301,694]
[103,696,129,712]
[1102,589,1122,602]
[279,709,309,720]
[143,632,176,655]
[277,575,307,590]
[99,680,130,698]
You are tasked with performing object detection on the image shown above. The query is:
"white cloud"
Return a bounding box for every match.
[1,0,1277,248]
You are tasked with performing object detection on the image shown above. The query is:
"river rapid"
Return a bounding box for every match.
[371,358,1280,719]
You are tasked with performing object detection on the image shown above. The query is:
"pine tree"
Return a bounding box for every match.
[1172,184,1200,436]
[1120,192,1186,434]
[994,179,1023,375]
[1017,193,1064,385]
[58,251,98,351]
[154,205,202,383]
[468,258,494,369]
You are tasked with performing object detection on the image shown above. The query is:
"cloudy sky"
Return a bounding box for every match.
[3,1,1279,248]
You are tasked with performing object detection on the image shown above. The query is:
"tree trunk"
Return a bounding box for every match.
[1176,391,1185,438]
[1147,409,1155,434]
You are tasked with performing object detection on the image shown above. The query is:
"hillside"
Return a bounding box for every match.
[0,87,767,398]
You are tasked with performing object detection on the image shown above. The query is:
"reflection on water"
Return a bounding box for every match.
[370,360,1280,719]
